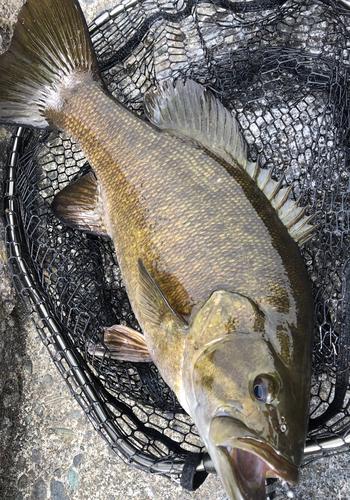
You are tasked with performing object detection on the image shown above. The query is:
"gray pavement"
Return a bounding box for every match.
[0,1,349,499]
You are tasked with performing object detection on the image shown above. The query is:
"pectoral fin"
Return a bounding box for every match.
[88,324,152,363]
[137,258,188,330]
[51,172,110,237]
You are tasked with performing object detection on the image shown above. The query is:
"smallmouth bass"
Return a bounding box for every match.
[0,1,315,499]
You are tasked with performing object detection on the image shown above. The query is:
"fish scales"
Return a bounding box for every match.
[48,78,311,372]
[0,1,315,499]
[49,80,308,309]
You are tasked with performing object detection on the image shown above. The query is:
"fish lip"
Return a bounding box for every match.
[209,415,299,500]
[225,436,299,484]
[217,439,298,500]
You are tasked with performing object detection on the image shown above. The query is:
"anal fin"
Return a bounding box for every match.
[88,324,152,363]
[51,172,110,237]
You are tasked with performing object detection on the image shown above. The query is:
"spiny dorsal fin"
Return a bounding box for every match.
[144,79,315,246]
[137,259,187,330]
[51,172,110,237]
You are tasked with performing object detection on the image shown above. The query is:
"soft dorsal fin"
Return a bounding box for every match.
[144,79,315,246]
[137,259,188,330]
[51,172,110,237]
[144,79,248,169]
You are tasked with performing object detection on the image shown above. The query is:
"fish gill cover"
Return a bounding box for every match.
[3,0,350,496]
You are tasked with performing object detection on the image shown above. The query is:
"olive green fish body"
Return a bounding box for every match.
[0,1,315,498]
[48,78,312,394]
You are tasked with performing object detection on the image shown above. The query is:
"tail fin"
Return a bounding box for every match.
[0,0,101,128]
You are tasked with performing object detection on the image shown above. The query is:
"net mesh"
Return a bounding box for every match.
[4,0,350,494]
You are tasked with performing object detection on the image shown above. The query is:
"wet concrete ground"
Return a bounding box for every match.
[0,1,350,499]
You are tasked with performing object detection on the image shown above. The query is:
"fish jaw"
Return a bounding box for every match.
[207,415,299,500]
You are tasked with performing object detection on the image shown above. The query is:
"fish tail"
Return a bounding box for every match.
[0,0,101,128]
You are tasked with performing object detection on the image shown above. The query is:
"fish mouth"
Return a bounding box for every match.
[219,440,298,500]
[209,416,299,500]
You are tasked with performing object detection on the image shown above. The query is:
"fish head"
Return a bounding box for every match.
[182,290,312,500]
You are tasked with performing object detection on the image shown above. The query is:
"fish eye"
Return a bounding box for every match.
[252,375,278,403]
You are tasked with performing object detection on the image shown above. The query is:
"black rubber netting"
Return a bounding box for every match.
[4,0,350,496]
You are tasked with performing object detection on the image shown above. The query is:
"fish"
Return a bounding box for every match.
[0,0,315,498]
